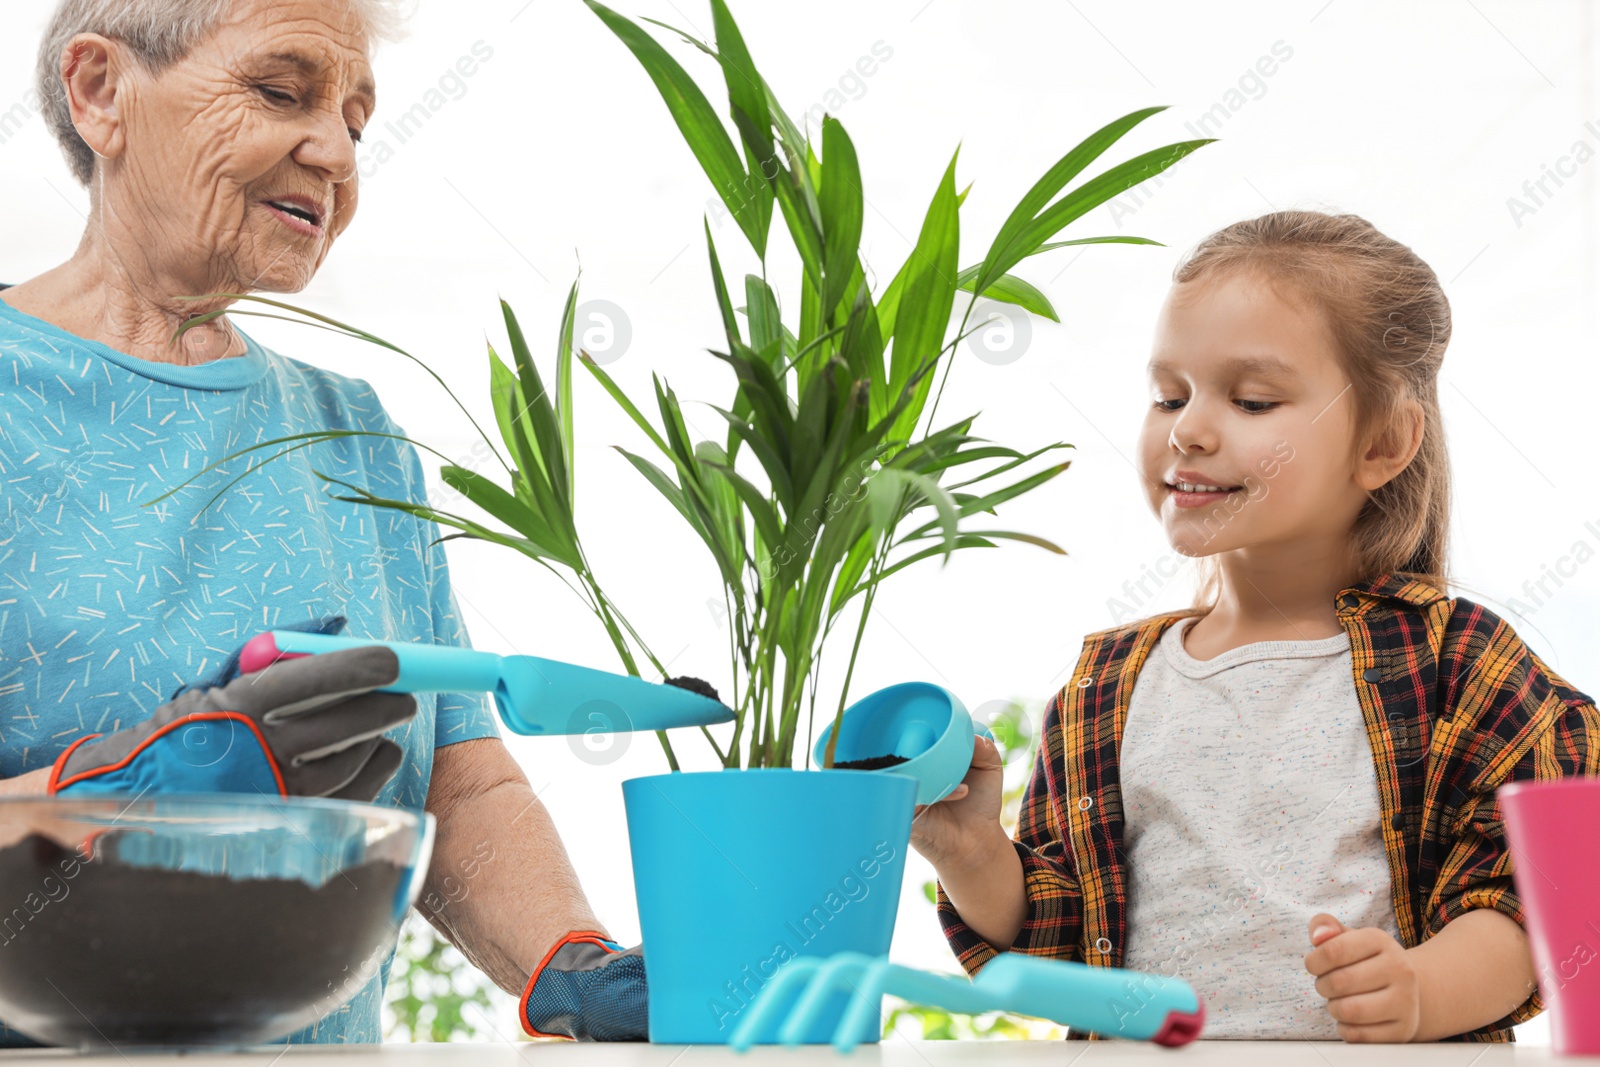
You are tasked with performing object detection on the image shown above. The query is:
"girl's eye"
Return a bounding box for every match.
[1151,398,1278,413]
[256,86,297,104]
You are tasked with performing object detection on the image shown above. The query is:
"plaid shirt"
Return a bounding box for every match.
[936,570,1600,1042]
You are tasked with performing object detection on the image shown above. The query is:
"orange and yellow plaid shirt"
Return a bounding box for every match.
[936,571,1600,1042]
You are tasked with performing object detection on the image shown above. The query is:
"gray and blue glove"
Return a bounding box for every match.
[49,617,415,801]
[520,931,648,1041]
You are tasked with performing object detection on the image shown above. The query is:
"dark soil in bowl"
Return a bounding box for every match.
[832,754,910,770]
[0,831,404,1047]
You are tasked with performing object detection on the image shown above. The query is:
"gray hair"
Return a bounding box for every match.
[36,0,412,188]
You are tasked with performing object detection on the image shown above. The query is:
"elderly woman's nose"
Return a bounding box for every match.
[294,107,361,184]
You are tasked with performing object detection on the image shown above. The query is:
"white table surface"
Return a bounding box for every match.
[1,1040,1597,1065]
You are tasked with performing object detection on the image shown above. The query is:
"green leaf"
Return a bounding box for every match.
[579,352,674,460]
[827,528,878,619]
[915,443,1023,476]
[500,299,569,507]
[841,534,998,603]
[867,468,959,563]
[702,459,785,559]
[1027,234,1165,257]
[313,473,559,565]
[637,16,713,53]
[139,429,461,511]
[710,0,775,257]
[789,355,838,507]
[705,220,742,350]
[884,149,961,448]
[171,293,510,479]
[957,460,1072,516]
[771,147,825,293]
[555,278,579,501]
[704,401,795,510]
[744,274,782,356]
[694,439,747,580]
[898,461,1072,543]
[836,280,885,391]
[974,105,1171,295]
[789,369,867,547]
[439,464,577,568]
[709,343,792,465]
[954,267,1058,322]
[488,345,523,459]
[817,117,864,317]
[612,446,694,527]
[585,0,767,254]
[992,139,1213,287]
[944,440,1074,492]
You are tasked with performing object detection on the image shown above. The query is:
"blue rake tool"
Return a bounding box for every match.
[727,950,1205,1052]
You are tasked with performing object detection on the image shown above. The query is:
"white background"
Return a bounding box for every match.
[3,0,1597,1044]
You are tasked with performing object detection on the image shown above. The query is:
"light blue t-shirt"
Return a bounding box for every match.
[0,290,501,1044]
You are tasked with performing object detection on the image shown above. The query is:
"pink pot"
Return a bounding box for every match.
[1499,777,1600,1054]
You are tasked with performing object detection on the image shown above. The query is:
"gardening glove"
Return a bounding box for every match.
[49,644,416,801]
[520,931,648,1041]
[168,613,351,701]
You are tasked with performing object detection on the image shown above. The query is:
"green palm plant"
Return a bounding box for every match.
[154,0,1211,773]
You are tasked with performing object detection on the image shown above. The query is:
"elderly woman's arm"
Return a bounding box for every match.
[0,770,52,796]
[419,737,608,996]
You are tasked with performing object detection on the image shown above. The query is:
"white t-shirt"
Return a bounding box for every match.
[1117,614,1402,1039]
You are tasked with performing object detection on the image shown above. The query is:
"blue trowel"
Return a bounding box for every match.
[239,631,733,736]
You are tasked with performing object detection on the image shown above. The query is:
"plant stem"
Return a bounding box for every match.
[920,296,979,443]
[580,572,680,772]
[822,502,899,768]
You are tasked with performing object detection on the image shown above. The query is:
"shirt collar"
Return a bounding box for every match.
[1134,569,1448,642]
[1337,571,1449,610]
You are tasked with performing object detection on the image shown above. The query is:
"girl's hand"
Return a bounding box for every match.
[1303,913,1422,1042]
[908,734,1007,871]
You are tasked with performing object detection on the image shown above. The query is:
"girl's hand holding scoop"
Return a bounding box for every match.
[909,733,1008,870]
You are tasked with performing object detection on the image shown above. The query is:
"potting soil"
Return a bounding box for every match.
[0,831,405,1045]
[832,754,910,770]
[663,675,723,704]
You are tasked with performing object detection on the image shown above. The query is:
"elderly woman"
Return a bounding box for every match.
[0,0,642,1045]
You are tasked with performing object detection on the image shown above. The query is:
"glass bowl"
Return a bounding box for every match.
[0,792,433,1048]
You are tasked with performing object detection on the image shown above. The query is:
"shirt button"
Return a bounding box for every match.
[1390,811,1405,830]
[1340,593,1360,610]
[1095,937,1113,954]
[1077,796,1094,811]
[1363,667,1383,683]
[1076,676,1094,689]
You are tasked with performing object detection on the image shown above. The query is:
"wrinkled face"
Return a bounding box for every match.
[1137,268,1369,560]
[99,0,374,294]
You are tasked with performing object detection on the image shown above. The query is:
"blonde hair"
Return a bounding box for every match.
[1170,210,1454,613]
[36,0,412,187]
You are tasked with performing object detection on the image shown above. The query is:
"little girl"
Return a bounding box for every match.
[910,210,1600,1044]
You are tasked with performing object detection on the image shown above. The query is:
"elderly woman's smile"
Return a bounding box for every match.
[2,0,380,367]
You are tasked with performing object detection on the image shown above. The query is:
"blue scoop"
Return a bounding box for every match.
[240,631,733,736]
[813,681,992,806]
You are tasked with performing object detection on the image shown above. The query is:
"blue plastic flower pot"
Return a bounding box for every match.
[622,768,917,1044]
